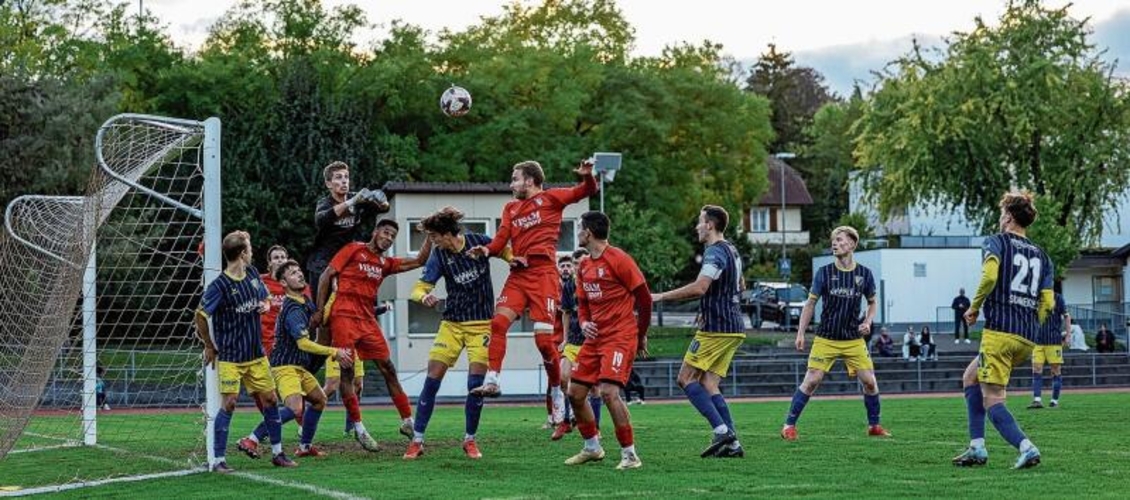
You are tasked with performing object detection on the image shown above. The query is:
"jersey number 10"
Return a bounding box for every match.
[1009,254,1042,297]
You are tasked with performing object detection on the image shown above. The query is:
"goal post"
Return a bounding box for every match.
[0,113,223,490]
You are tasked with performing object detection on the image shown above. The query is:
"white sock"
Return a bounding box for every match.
[970,438,985,448]
[404,416,414,425]
[1019,439,1035,453]
[1051,399,1058,404]
[713,424,730,435]
[729,440,742,449]
[215,456,225,463]
[354,421,367,435]
[299,443,310,451]
[583,436,601,452]
[485,371,499,385]
[413,431,425,443]
[1033,396,1042,402]
[271,443,282,455]
[464,433,475,442]
[622,445,636,456]
[247,434,259,444]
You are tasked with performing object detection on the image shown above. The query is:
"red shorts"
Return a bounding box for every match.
[570,334,637,387]
[496,263,560,329]
[329,316,389,361]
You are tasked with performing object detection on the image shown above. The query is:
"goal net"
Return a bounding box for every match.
[0,114,221,492]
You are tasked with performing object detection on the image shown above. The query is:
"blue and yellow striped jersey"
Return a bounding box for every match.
[200,265,268,363]
[698,241,745,334]
[270,295,316,368]
[810,261,876,341]
[420,232,495,323]
[982,233,1054,342]
[1036,292,1067,346]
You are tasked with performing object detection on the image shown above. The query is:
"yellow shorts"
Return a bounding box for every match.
[808,337,873,376]
[271,365,322,399]
[562,343,581,363]
[683,332,745,377]
[325,353,365,379]
[218,357,274,395]
[977,329,1034,386]
[430,320,490,367]
[1032,344,1063,365]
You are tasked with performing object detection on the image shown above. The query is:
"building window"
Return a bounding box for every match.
[751,208,770,233]
[408,300,443,334]
[914,262,927,278]
[408,219,491,253]
[557,219,577,253]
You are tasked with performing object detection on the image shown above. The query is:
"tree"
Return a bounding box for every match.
[745,43,836,153]
[856,0,1130,271]
[798,86,866,238]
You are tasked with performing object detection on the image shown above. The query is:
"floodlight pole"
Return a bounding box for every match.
[600,174,606,213]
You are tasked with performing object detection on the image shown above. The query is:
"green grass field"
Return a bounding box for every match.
[2,391,1126,499]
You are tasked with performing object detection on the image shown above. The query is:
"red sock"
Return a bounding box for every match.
[342,394,362,423]
[535,335,561,386]
[488,314,512,373]
[577,420,599,440]
[392,393,412,419]
[615,425,634,447]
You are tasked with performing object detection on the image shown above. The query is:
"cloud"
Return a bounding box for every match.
[790,8,1130,97]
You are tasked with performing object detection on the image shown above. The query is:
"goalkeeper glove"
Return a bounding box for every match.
[345,188,371,214]
[365,189,390,213]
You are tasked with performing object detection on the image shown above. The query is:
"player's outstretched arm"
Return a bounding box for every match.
[396,237,433,273]
[651,275,711,303]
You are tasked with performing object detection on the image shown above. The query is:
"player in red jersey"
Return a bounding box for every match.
[311,219,432,451]
[467,159,598,400]
[261,245,308,357]
[563,211,651,470]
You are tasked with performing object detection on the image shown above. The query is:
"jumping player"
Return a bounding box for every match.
[311,219,431,452]
[467,159,597,402]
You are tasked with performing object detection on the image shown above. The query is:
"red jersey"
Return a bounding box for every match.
[328,242,402,322]
[576,246,647,340]
[486,175,598,263]
[260,273,310,345]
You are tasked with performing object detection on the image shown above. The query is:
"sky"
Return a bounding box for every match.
[144,0,1130,95]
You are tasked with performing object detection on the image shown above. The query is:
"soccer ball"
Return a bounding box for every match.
[440,85,472,117]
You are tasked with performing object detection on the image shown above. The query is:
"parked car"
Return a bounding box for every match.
[742,281,808,330]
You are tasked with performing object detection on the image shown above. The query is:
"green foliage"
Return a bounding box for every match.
[833,212,876,242]
[606,195,688,291]
[856,0,1130,249]
[745,43,836,153]
[0,0,775,289]
[798,89,866,238]
[1026,194,1078,277]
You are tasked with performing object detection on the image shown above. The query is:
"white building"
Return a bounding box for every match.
[846,171,1130,312]
[744,157,813,247]
[378,182,589,397]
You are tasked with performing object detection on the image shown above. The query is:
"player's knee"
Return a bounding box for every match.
[567,383,589,403]
[490,314,512,334]
[260,392,278,407]
[221,397,237,413]
[376,359,397,377]
[598,384,620,402]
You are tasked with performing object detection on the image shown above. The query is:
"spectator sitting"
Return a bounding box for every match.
[625,368,646,405]
[920,326,938,361]
[1068,323,1089,351]
[875,328,896,358]
[1095,323,1116,353]
[903,326,921,361]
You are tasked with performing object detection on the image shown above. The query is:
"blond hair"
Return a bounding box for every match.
[830,226,860,243]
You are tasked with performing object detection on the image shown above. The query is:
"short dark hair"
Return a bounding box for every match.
[558,254,574,264]
[323,161,349,182]
[513,161,545,187]
[222,230,250,263]
[376,218,399,231]
[418,206,464,236]
[580,211,610,240]
[274,259,302,282]
[1000,190,1038,228]
[572,248,589,260]
[267,245,287,259]
[701,205,729,233]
